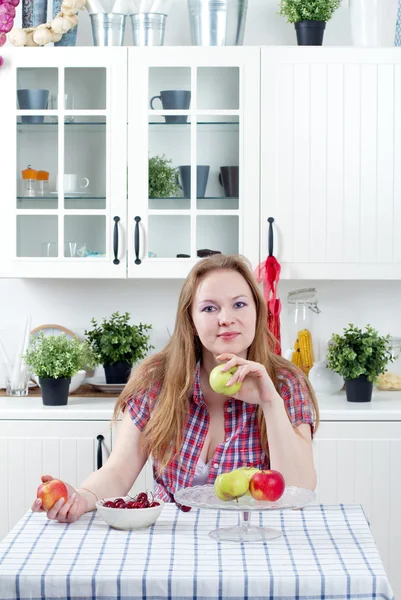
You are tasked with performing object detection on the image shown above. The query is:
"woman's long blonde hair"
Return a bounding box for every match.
[113,254,319,471]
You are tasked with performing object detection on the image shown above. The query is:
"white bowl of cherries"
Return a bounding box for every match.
[96,492,164,530]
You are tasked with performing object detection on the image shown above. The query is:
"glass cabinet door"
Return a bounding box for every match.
[128,48,260,278]
[1,48,127,278]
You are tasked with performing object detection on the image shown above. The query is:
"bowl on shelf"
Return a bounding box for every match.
[96,496,164,530]
[32,370,86,394]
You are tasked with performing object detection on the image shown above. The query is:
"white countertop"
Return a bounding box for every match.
[1,390,401,421]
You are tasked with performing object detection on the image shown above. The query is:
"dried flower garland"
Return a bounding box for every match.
[8,0,86,47]
[0,0,20,66]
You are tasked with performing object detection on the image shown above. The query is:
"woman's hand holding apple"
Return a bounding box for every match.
[213,354,279,406]
[32,474,89,523]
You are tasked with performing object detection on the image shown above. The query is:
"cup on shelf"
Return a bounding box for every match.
[64,241,78,257]
[178,165,210,198]
[150,90,191,124]
[64,94,75,123]
[17,89,50,124]
[41,241,57,257]
[5,369,31,397]
[219,166,239,198]
[56,174,90,194]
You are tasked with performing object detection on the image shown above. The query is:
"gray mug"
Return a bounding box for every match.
[178,165,210,198]
[150,90,191,124]
[17,89,50,124]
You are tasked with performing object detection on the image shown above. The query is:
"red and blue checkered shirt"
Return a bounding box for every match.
[126,362,314,503]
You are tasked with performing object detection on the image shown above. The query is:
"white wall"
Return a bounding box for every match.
[1,277,401,385]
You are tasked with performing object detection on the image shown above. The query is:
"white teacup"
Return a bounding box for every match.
[56,174,90,193]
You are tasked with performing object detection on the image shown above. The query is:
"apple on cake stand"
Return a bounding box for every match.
[174,483,316,542]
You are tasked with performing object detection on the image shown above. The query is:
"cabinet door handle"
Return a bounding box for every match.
[134,216,141,265]
[97,434,104,469]
[113,216,120,265]
[268,217,275,257]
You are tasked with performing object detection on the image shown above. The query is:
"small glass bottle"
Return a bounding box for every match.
[21,165,37,197]
[36,170,49,196]
[287,288,321,377]
[375,337,401,390]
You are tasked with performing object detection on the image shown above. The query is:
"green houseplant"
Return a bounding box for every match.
[24,333,96,406]
[85,311,154,384]
[149,154,180,198]
[326,324,393,403]
[279,0,341,45]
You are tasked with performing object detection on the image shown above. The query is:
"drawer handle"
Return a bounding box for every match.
[268,217,274,257]
[97,434,104,470]
[134,216,141,265]
[113,216,120,265]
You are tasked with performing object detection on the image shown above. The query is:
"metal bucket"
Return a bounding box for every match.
[90,13,126,46]
[130,13,167,46]
[188,0,248,45]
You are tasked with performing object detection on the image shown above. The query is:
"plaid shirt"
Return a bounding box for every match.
[127,362,314,504]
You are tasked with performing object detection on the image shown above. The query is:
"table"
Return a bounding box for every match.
[0,504,394,599]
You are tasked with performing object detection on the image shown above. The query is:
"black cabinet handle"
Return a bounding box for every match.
[113,216,120,265]
[134,216,141,265]
[268,217,274,257]
[97,434,104,470]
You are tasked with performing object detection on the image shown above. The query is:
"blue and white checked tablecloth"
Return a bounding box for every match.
[0,504,394,600]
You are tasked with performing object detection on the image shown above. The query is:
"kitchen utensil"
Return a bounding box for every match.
[87,382,125,393]
[150,90,191,123]
[90,12,127,46]
[187,0,248,46]
[130,12,166,45]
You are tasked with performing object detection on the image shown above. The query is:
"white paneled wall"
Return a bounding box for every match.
[262,49,401,277]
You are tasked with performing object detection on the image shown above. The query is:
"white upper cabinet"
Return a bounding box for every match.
[0,48,127,278]
[127,47,260,278]
[261,48,401,279]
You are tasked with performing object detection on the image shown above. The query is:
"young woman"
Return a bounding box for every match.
[32,254,319,523]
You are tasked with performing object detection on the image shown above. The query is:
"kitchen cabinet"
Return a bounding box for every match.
[261,47,401,279]
[1,48,128,278]
[0,47,260,279]
[0,419,112,541]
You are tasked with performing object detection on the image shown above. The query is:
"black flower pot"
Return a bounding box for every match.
[295,20,326,46]
[104,361,132,384]
[345,375,373,403]
[39,377,71,406]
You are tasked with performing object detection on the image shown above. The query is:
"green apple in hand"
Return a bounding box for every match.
[214,470,249,501]
[209,364,242,396]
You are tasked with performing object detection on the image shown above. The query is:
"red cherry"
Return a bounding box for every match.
[136,492,148,503]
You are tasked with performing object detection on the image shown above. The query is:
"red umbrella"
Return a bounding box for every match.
[255,218,282,356]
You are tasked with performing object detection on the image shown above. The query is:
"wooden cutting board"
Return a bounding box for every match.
[0,384,118,398]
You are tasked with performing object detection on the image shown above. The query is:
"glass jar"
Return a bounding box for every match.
[375,336,401,390]
[287,288,321,377]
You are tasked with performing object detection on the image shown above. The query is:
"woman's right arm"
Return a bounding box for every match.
[32,408,149,522]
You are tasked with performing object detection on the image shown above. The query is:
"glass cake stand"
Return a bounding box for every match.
[174,484,316,542]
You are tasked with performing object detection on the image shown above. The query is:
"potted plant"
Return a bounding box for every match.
[279,0,341,46]
[149,154,180,198]
[85,311,154,384]
[326,324,393,403]
[23,333,96,406]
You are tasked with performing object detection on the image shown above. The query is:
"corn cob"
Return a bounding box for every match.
[298,329,314,376]
[291,339,303,369]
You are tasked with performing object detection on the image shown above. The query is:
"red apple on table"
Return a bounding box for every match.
[37,479,68,511]
[249,470,285,502]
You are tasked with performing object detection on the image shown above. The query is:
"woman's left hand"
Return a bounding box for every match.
[216,353,278,406]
